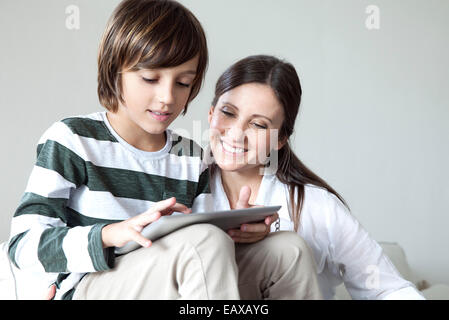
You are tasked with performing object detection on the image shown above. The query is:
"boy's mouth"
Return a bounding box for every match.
[147,109,172,122]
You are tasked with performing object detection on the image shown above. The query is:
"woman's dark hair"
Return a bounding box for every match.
[212,55,350,231]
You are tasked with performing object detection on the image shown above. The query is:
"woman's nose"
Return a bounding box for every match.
[226,123,247,144]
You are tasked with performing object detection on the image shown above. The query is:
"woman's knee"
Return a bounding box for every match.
[265,231,314,261]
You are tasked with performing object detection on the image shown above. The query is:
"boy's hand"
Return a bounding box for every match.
[45,197,190,300]
[45,284,56,300]
[102,197,191,249]
[227,186,279,243]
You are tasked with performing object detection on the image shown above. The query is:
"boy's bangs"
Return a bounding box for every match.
[98,0,208,112]
[132,16,203,71]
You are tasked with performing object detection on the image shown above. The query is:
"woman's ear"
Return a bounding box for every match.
[276,135,288,151]
[208,106,215,124]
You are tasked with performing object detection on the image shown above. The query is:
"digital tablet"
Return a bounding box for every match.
[115,205,281,255]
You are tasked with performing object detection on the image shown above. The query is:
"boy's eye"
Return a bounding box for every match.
[142,78,190,88]
[142,77,157,83]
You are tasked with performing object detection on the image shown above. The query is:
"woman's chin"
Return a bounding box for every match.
[217,163,245,172]
[212,157,242,171]
[214,158,262,174]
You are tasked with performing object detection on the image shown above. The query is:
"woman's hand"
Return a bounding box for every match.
[102,197,191,248]
[227,214,279,243]
[227,186,279,243]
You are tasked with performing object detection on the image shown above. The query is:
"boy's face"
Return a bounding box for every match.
[119,55,199,135]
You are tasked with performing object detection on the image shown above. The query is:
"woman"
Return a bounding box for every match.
[206,55,425,300]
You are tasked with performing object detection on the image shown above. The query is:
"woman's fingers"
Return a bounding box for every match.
[232,236,265,243]
[228,225,267,239]
[265,213,279,225]
[234,230,266,239]
[235,186,251,209]
[240,223,268,233]
[227,220,272,243]
[230,230,266,243]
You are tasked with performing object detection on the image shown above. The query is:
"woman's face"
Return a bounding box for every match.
[208,83,285,173]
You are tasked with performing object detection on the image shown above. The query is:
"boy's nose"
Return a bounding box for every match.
[157,84,175,106]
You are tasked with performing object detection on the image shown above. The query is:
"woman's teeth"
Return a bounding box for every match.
[222,141,245,154]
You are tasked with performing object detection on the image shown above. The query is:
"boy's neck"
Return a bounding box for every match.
[220,167,264,209]
[106,111,167,152]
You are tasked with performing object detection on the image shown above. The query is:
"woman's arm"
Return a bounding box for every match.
[322,191,424,300]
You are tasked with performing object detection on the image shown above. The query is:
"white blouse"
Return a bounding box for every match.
[210,169,425,300]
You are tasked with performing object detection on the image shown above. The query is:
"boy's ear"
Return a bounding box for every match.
[208,106,215,124]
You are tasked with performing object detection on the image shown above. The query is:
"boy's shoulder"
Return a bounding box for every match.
[58,112,117,143]
[168,130,204,159]
[38,111,116,149]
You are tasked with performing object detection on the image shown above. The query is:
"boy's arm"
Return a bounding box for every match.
[191,161,214,213]
[8,122,114,273]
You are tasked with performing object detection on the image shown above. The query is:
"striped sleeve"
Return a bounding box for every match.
[191,154,214,213]
[8,121,114,273]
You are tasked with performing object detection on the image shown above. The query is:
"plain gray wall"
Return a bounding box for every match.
[1,0,448,286]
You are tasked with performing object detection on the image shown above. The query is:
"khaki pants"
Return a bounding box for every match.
[72,224,322,300]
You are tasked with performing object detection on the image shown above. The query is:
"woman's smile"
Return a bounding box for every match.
[221,139,248,155]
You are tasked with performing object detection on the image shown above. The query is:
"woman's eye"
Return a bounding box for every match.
[177,82,191,88]
[253,123,267,129]
[220,110,234,117]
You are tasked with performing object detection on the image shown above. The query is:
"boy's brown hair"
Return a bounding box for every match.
[97,0,208,114]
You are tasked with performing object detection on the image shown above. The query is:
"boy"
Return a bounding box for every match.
[8,0,240,300]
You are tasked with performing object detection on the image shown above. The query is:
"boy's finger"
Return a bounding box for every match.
[137,211,161,227]
[168,203,192,214]
[131,229,152,248]
[45,284,56,300]
[151,197,177,213]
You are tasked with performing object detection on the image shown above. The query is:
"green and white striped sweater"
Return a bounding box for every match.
[7,111,213,299]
